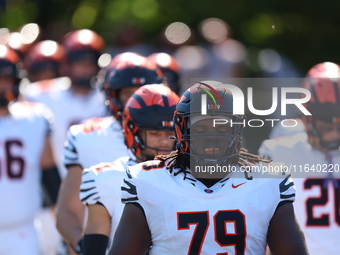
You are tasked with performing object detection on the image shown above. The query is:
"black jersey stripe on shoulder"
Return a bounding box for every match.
[126,168,133,179]
[127,158,135,165]
[83,179,95,184]
[65,145,77,154]
[80,186,96,192]
[280,193,295,199]
[65,139,77,153]
[121,197,139,203]
[279,174,294,193]
[81,192,99,202]
[121,179,137,195]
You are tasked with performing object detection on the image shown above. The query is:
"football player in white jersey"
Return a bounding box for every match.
[259,62,340,255]
[19,39,67,106]
[0,45,61,255]
[80,84,179,255]
[268,118,306,139]
[21,30,107,255]
[22,29,107,178]
[108,81,309,255]
[56,54,164,254]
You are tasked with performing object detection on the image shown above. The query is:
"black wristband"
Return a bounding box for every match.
[83,234,109,255]
[70,238,83,254]
[41,165,61,206]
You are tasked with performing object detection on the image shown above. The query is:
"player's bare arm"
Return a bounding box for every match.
[56,164,85,252]
[108,203,151,255]
[267,203,309,255]
[82,204,111,255]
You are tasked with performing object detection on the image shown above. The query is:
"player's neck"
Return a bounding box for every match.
[0,106,9,116]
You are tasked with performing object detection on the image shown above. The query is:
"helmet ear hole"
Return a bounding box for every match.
[175,115,182,124]
[128,120,134,130]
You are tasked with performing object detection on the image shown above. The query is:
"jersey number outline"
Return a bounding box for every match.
[177,210,246,255]
[0,140,25,179]
[304,178,340,226]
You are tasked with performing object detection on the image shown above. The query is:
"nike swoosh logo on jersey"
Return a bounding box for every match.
[232,182,246,188]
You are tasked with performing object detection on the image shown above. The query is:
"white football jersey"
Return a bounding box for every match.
[0,101,51,229]
[121,161,295,255]
[80,157,137,242]
[63,116,127,169]
[22,77,107,177]
[259,132,340,254]
[20,77,72,97]
[269,118,306,139]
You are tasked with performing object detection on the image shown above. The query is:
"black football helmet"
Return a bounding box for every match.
[174,80,245,166]
[100,53,164,121]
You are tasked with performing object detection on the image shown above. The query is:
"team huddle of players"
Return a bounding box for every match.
[0,28,339,255]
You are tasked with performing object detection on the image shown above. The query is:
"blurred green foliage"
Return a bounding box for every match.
[0,0,339,73]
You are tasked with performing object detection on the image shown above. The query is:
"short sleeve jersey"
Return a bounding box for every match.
[0,101,52,228]
[121,161,295,255]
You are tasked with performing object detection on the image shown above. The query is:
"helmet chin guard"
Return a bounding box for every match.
[303,62,340,151]
[122,84,179,160]
[0,45,21,106]
[174,81,245,168]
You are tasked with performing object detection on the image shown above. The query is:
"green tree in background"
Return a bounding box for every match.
[0,0,339,74]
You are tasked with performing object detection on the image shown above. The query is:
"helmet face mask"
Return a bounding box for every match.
[105,86,141,121]
[68,60,99,89]
[174,81,244,167]
[24,40,64,82]
[303,62,340,151]
[62,29,104,89]
[0,45,20,107]
[306,117,340,151]
[122,84,179,161]
[190,117,237,162]
[0,77,16,107]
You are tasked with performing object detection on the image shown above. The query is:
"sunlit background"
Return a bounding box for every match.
[1,0,339,74]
